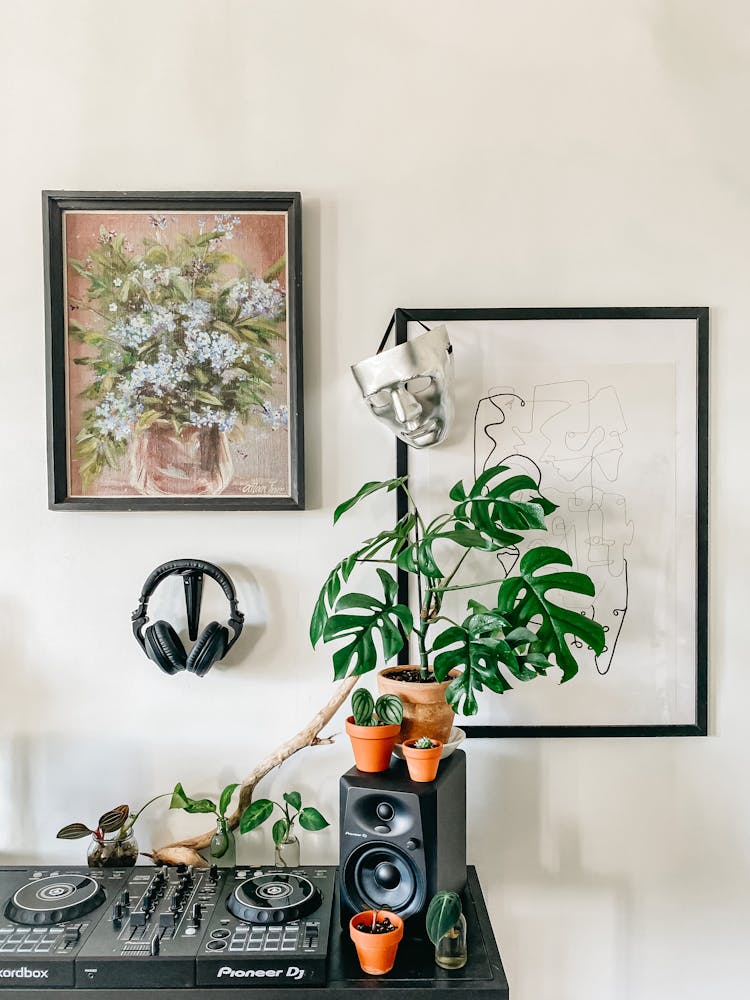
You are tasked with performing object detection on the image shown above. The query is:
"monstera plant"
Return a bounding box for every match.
[311,464,606,739]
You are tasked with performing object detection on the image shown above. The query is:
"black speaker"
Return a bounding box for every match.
[339,749,466,925]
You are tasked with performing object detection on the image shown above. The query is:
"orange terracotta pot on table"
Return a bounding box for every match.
[402,739,444,782]
[345,717,401,773]
[349,910,404,975]
[377,666,457,744]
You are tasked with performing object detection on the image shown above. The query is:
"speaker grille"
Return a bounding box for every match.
[342,843,425,917]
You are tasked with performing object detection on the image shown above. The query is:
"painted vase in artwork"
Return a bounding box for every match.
[129,421,233,496]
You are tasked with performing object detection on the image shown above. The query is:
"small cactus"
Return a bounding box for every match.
[414,736,435,749]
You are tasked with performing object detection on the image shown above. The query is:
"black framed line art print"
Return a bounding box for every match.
[44,191,304,510]
[394,308,709,738]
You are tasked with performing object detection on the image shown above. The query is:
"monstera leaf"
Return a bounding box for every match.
[333,476,406,524]
[450,466,557,547]
[497,546,606,682]
[322,569,413,679]
[310,513,415,646]
[432,609,529,715]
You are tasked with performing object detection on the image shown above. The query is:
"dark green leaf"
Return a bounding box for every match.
[272,818,289,846]
[310,514,414,648]
[170,783,216,814]
[283,791,302,812]
[239,799,274,834]
[452,464,557,546]
[333,477,406,524]
[184,798,217,814]
[432,621,515,714]
[396,534,444,579]
[298,807,329,832]
[448,480,467,503]
[219,783,239,817]
[323,571,412,679]
[506,627,538,646]
[426,891,463,945]
[497,546,606,682]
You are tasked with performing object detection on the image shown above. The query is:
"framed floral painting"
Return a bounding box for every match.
[44,191,303,510]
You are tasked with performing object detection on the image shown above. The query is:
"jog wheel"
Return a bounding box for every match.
[227,871,320,924]
[5,874,106,926]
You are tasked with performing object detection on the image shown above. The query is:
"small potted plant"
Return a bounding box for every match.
[170,781,240,868]
[238,790,329,867]
[426,890,467,970]
[349,909,404,975]
[56,795,166,867]
[345,689,403,773]
[402,736,443,782]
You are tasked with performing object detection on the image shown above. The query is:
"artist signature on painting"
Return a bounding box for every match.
[241,480,284,494]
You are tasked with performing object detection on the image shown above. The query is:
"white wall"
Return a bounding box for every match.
[1,2,748,998]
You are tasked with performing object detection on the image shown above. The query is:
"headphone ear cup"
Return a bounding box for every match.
[144,621,188,676]
[185,622,228,677]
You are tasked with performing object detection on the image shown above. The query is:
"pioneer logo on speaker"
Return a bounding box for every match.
[344,831,367,838]
[216,966,305,980]
[0,967,50,979]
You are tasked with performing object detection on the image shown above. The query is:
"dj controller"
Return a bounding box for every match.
[0,865,335,990]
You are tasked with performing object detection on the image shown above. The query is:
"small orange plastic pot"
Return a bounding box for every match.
[349,910,404,975]
[345,717,401,773]
[402,739,443,782]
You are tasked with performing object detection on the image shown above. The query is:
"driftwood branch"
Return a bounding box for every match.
[148,676,358,866]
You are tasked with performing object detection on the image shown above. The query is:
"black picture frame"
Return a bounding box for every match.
[394,307,709,738]
[43,190,304,510]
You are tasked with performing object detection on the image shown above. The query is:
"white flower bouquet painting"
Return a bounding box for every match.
[45,192,304,509]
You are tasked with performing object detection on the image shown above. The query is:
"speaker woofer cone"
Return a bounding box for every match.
[343,844,424,916]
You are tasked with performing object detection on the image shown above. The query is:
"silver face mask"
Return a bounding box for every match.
[351,325,454,448]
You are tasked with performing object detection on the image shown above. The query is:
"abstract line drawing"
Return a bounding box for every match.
[473,382,634,677]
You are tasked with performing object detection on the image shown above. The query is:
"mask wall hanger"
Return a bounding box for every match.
[351,309,455,450]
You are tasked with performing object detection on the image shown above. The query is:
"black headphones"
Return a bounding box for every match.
[132,559,244,677]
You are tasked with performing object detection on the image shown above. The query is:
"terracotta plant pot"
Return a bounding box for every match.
[349,910,404,975]
[402,739,444,782]
[377,666,457,744]
[345,717,401,773]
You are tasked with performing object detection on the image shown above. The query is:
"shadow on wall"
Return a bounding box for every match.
[0,598,45,863]
[468,744,633,1000]
[0,733,153,866]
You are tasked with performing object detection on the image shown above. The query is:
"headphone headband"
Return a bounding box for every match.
[132,559,244,654]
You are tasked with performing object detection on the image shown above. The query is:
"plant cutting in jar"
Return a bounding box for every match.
[345,690,403,772]
[238,790,329,867]
[311,464,606,742]
[68,214,287,494]
[56,795,167,867]
[426,890,467,970]
[169,781,240,867]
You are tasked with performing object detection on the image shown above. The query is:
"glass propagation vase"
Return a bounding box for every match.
[87,828,139,868]
[209,817,236,868]
[274,834,300,868]
[434,912,467,969]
